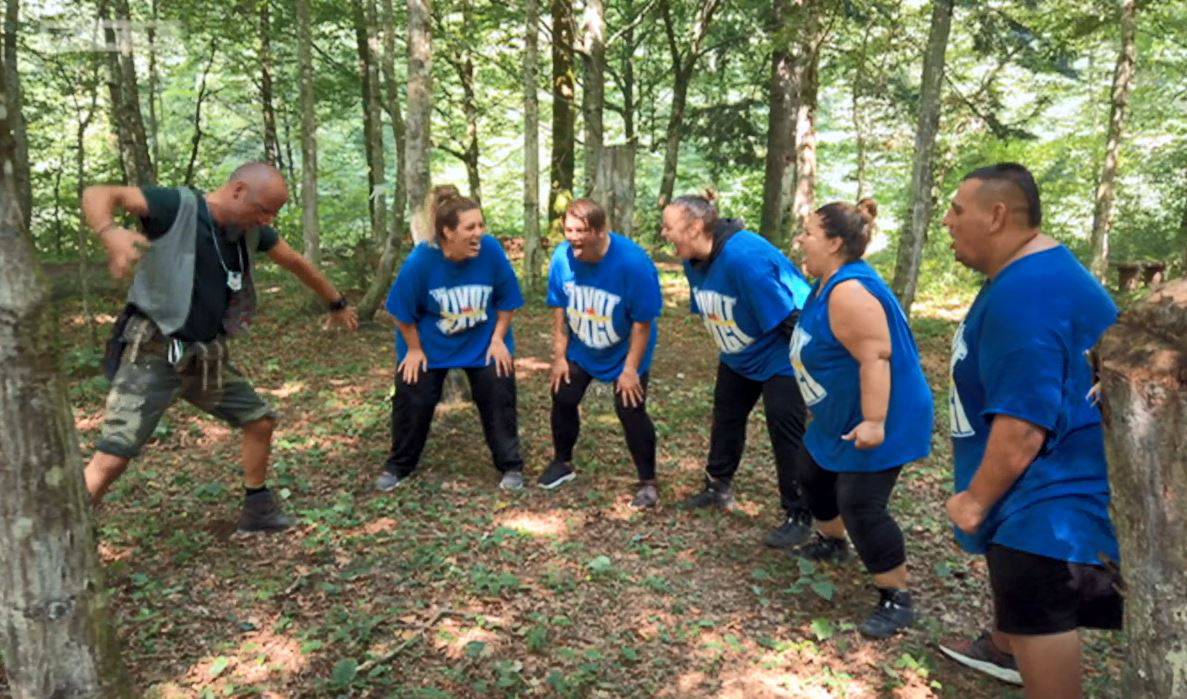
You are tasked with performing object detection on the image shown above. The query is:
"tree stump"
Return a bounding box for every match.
[1099,278,1187,697]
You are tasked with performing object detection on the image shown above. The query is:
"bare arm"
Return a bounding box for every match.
[947,415,1047,533]
[396,320,428,384]
[81,185,151,278]
[616,320,651,408]
[486,310,516,377]
[267,238,358,330]
[829,279,892,449]
[550,307,571,392]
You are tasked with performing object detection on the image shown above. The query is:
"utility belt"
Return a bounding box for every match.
[104,305,230,390]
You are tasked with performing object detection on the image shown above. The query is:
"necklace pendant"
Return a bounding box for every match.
[227,271,243,292]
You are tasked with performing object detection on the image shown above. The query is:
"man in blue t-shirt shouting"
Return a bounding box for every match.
[938,163,1122,698]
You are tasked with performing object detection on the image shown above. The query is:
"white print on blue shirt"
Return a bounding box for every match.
[789,325,827,406]
[564,282,624,349]
[949,322,975,438]
[693,288,755,354]
[429,284,493,335]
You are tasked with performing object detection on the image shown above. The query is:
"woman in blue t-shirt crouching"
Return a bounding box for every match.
[539,199,665,508]
[790,198,934,639]
[662,193,816,548]
[376,185,527,491]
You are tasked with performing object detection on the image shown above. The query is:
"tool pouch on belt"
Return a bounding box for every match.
[103,303,138,381]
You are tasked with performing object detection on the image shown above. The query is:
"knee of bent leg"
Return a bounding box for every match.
[244,416,277,439]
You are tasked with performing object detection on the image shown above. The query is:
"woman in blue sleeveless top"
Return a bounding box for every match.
[790,198,934,639]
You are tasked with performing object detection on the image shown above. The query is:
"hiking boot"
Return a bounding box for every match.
[374,469,405,492]
[789,532,850,564]
[537,460,576,489]
[859,588,917,639]
[763,507,813,549]
[630,481,659,509]
[680,477,735,510]
[237,489,293,534]
[938,631,1023,685]
[499,470,525,491]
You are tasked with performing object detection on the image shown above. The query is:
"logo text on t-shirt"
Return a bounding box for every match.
[565,283,623,349]
[694,288,755,354]
[430,284,493,335]
[949,322,975,438]
[789,326,827,405]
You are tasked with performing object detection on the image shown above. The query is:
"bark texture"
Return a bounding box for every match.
[1098,278,1187,698]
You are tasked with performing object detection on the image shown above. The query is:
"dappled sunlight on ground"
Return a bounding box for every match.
[496,510,571,537]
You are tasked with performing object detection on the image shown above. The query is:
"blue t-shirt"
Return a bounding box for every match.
[547,233,664,381]
[950,245,1119,564]
[385,235,525,369]
[791,261,934,473]
[683,230,812,381]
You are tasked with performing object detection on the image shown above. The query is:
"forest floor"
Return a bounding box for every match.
[4,262,1124,698]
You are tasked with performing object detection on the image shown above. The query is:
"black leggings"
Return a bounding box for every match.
[706,363,806,515]
[551,360,657,481]
[797,447,905,574]
[385,365,524,477]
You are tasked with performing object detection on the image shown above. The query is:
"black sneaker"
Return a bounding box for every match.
[537,460,576,489]
[859,587,916,639]
[763,507,813,549]
[679,477,735,510]
[237,489,294,533]
[789,532,849,563]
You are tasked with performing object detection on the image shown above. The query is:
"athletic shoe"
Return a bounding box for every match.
[679,477,735,510]
[789,532,850,563]
[859,587,917,639]
[499,470,525,491]
[763,507,813,549]
[630,482,659,509]
[537,460,576,489]
[237,489,294,533]
[374,469,405,492]
[938,631,1023,685]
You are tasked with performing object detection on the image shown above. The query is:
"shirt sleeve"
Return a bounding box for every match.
[490,238,525,311]
[977,301,1066,433]
[385,249,424,324]
[546,246,568,308]
[138,187,181,240]
[627,252,663,324]
[256,226,280,253]
[736,256,799,335]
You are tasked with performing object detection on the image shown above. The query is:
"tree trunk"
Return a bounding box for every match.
[657,0,722,209]
[1180,183,1187,275]
[1098,278,1187,697]
[457,2,481,203]
[593,143,636,238]
[890,0,953,316]
[523,0,543,293]
[621,0,636,145]
[852,25,871,201]
[182,42,215,187]
[357,0,411,323]
[549,0,576,228]
[259,0,282,167]
[296,0,320,270]
[788,9,823,242]
[759,0,794,242]
[146,0,160,170]
[1089,0,1138,281]
[355,0,387,251]
[0,51,133,699]
[406,0,433,244]
[76,76,100,346]
[4,0,30,233]
[99,0,155,186]
[580,0,605,195]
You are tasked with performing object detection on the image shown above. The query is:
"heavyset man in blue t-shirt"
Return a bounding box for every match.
[937,164,1122,698]
[541,199,665,508]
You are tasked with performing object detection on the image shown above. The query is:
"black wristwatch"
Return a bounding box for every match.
[328,296,349,312]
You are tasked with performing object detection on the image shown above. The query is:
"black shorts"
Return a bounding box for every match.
[987,544,1124,636]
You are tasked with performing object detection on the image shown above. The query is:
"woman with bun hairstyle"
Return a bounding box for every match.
[376,185,527,491]
[789,198,934,638]
[661,192,817,549]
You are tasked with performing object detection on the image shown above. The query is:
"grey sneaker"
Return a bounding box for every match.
[763,508,813,549]
[938,631,1023,685]
[237,489,294,533]
[375,469,405,492]
[537,460,576,489]
[499,470,525,491]
[680,477,735,510]
[630,482,659,509]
